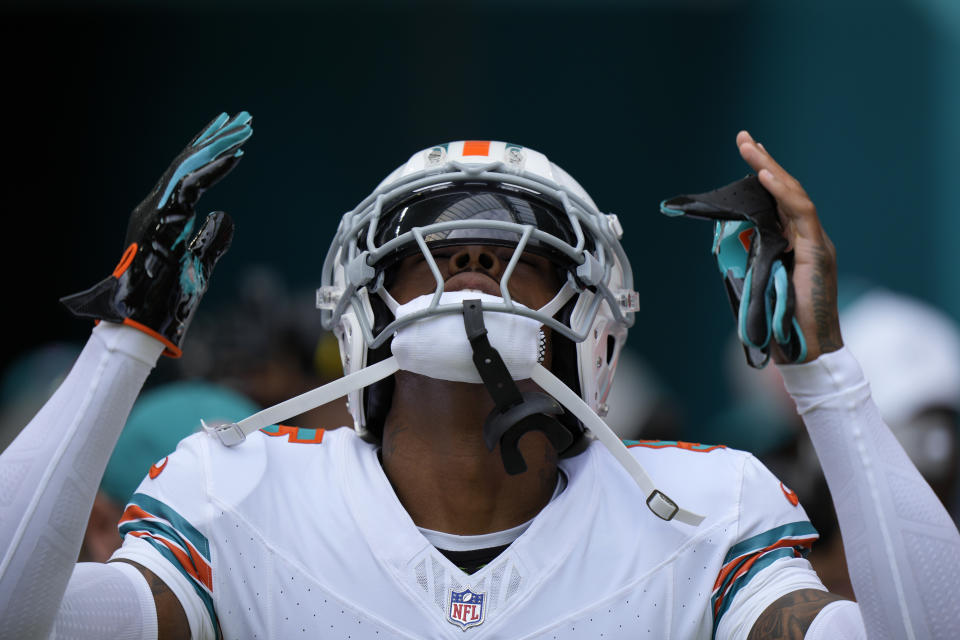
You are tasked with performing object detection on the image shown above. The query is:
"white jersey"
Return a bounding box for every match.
[111,426,825,639]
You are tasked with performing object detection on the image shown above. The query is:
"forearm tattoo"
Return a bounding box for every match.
[747,589,847,639]
[810,246,843,353]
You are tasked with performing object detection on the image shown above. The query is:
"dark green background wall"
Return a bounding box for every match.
[2,0,957,438]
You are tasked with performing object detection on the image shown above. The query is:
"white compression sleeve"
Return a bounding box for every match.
[0,322,163,639]
[50,561,158,640]
[779,347,960,640]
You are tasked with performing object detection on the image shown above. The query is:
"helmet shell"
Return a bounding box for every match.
[320,140,637,440]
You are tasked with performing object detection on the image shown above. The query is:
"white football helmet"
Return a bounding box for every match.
[318,140,639,445]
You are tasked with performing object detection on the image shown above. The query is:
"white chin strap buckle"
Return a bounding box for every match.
[201,420,247,447]
[646,490,680,521]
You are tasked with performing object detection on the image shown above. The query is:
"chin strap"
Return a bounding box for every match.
[460,299,573,475]
[202,357,400,445]
[528,364,704,526]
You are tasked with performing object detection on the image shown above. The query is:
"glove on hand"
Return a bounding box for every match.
[660,174,806,368]
[61,111,253,357]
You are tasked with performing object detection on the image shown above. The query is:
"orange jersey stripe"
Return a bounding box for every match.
[131,531,213,591]
[712,536,818,613]
[119,503,155,525]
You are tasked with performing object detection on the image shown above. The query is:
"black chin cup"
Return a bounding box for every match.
[462,299,572,476]
[483,392,572,475]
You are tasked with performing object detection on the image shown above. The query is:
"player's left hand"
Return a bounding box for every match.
[735,130,843,363]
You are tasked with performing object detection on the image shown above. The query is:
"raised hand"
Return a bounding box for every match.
[61,111,253,357]
[735,130,843,363]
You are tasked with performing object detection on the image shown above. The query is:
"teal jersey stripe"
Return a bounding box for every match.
[136,535,221,640]
[120,518,195,553]
[712,547,795,637]
[722,521,818,565]
[297,427,319,440]
[129,492,210,561]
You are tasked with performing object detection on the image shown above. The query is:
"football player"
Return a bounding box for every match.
[1,113,958,639]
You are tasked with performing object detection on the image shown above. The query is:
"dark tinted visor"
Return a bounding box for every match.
[372,184,581,269]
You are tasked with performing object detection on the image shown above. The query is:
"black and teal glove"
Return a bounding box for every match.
[61,111,253,357]
[660,174,806,368]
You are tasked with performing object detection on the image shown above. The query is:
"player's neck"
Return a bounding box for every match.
[381,371,559,536]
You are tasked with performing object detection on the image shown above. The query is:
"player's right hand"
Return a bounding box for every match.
[60,112,253,357]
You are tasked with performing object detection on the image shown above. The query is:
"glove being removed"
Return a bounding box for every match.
[661,174,806,368]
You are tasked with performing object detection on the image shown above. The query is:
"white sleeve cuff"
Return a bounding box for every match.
[804,600,866,640]
[92,321,165,366]
[110,536,215,640]
[776,347,872,414]
[50,562,158,640]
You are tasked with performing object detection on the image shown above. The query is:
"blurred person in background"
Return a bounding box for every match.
[173,264,351,430]
[709,278,960,597]
[603,346,684,442]
[80,380,259,563]
[0,346,259,565]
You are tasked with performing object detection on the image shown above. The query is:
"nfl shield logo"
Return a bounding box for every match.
[447,588,485,630]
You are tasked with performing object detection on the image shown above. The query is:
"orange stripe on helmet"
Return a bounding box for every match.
[462,140,491,156]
